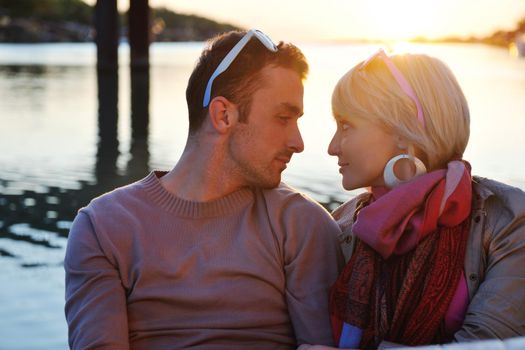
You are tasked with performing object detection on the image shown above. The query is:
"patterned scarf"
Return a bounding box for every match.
[330,161,472,349]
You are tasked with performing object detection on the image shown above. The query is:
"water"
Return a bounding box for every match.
[1,42,524,349]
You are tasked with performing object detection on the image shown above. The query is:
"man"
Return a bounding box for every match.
[65,29,343,350]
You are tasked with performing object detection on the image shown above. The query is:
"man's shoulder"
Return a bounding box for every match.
[89,181,143,207]
[71,175,154,244]
[257,182,342,238]
[260,182,327,214]
[256,183,341,252]
[82,176,149,217]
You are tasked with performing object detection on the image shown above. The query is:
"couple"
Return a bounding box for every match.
[64,29,525,349]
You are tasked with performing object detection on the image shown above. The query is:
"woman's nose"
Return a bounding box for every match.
[327,132,339,156]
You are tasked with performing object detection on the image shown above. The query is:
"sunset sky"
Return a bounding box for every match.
[83,0,525,42]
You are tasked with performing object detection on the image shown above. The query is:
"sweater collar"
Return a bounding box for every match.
[140,171,254,218]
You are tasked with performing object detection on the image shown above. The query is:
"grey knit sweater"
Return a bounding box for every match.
[65,171,343,349]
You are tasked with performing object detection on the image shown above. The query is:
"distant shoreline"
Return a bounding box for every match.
[0,2,240,44]
[0,2,523,47]
[0,23,519,48]
[0,37,516,48]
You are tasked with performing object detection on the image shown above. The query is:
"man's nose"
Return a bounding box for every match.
[288,124,304,153]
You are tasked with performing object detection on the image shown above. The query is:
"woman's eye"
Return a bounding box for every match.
[339,122,350,131]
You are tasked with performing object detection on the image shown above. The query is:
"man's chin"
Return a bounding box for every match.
[258,179,281,189]
[251,174,282,189]
[261,182,281,189]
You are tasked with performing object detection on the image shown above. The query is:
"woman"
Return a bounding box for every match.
[301,50,525,349]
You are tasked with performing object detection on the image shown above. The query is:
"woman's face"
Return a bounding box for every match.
[328,114,400,190]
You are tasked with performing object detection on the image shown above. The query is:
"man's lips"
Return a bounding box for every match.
[275,155,292,170]
[276,157,291,164]
[275,151,293,164]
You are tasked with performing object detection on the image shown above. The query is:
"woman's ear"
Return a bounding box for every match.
[396,136,409,150]
[208,96,238,134]
[396,136,428,169]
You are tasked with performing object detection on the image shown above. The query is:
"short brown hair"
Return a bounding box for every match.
[186,30,309,134]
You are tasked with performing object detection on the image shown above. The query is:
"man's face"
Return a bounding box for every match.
[228,65,305,188]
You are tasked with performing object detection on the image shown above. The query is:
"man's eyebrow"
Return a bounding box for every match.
[278,102,303,117]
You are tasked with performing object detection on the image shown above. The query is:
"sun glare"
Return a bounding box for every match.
[391,41,419,53]
[366,0,437,41]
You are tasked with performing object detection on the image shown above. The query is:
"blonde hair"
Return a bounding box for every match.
[332,53,470,170]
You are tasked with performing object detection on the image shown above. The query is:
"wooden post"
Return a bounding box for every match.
[129,0,150,156]
[129,0,150,69]
[130,67,150,142]
[96,69,119,181]
[95,0,119,71]
[95,0,119,181]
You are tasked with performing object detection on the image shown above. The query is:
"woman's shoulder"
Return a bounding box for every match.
[460,177,525,339]
[473,176,525,220]
[332,192,372,229]
[472,176,525,257]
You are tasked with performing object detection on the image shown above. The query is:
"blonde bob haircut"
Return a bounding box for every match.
[332,53,470,171]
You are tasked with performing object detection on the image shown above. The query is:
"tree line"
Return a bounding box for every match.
[0,0,240,43]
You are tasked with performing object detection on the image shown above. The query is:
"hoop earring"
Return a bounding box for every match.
[383,154,427,188]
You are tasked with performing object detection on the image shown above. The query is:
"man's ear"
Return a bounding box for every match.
[208,96,238,134]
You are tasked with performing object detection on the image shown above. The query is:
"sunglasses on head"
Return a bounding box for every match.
[359,49,426,128]
[202,29,278,108]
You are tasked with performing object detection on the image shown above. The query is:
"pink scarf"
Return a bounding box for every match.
[353,160,472,259]
[330,160,473,348]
